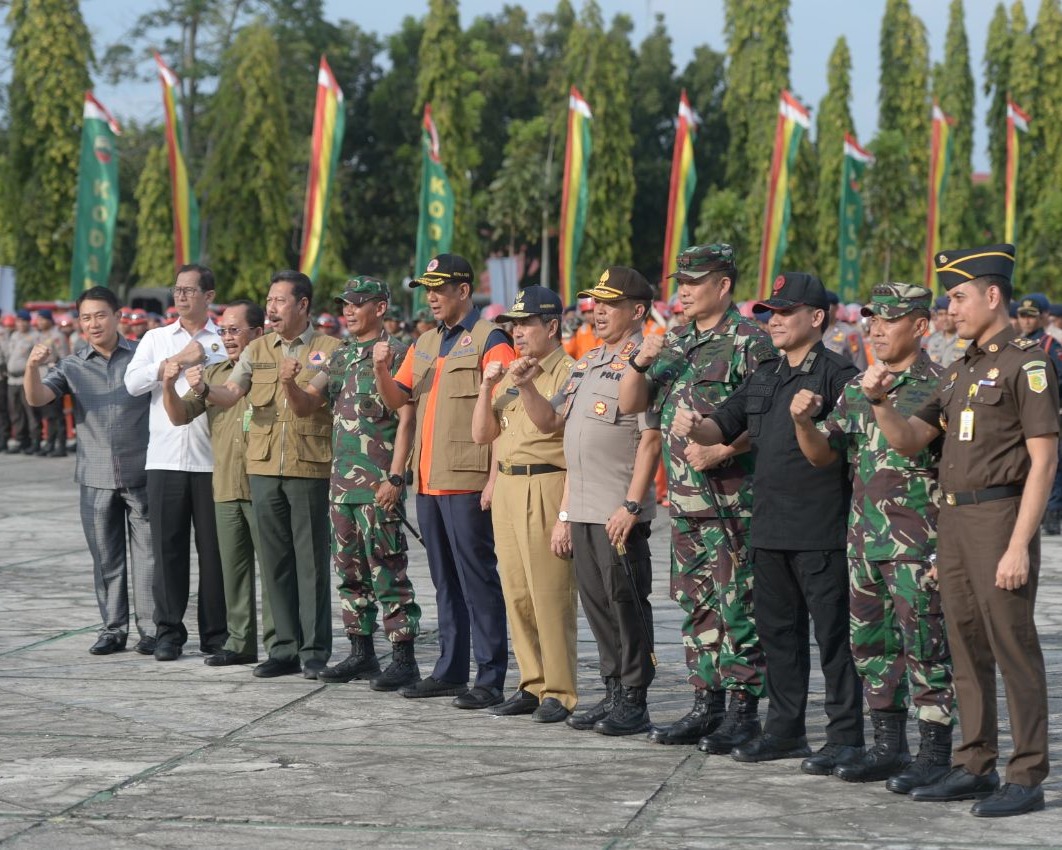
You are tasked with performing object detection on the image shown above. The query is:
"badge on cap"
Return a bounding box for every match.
[599,269,610,283]
[773,275,785,294]
[308,350,326,366]
[426,258,439,272]
[593,401,608,416]
[460,333,472,347]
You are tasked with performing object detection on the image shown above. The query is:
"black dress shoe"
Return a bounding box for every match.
[731,732,811,763]
[910,766,1000,802]
[252,657,301,678]
[89,633,126,655]
[302,659,328,680]
[154,642,182,662]
[398,676,468,699]
[133,636,157,656]
[801,743,864,776]
[204,649,258,667]
[452,685,504,709]
[489,689,539,716]
[532,698,571,724]
[970,783,1045,817]
[199,644,226,656]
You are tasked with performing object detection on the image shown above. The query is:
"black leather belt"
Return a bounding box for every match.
[942,484,1023,506]
[497,461,564,476]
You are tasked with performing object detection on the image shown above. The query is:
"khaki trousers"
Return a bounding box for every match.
[492,471,578,709]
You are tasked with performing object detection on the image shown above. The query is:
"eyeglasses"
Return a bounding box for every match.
[172,287,203,298]
[217,327,249,337]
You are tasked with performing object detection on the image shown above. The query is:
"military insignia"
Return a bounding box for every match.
[500,415,509,430]
[986,368,999,380]
[1026,360,1047,368]
[460,333,473,347]
[773,275,785,294]
[308,350,327,366]
[988,344,999,353]
[949,372,957,381]
[564,380,575,393]
[1009,338,1036,350]
[610,361,626,372]
[426,258,439,272]
[211,342,220,352]
[620,341,635,356]
[938,253,947,264]
[599,269,610,283]
[1027,367,1048,394]
[575,361,589,371]
[593,401,608,416]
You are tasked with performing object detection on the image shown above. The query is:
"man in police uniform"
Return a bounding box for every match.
[926,296,970,366]
[510,267,662,736]
[674,272,865,774]
[791,283,955,790]
[825,292,868,370]
[283,277,422,691]
[471,286,578,724]
[864,244,1055,817]
[618,244,774,752]
[190,270,342,679]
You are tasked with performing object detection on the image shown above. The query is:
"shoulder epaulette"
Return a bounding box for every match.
[1009,337,1038,350]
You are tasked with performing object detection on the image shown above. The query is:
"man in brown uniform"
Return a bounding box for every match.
[864,244,1056,817]
[471,286,579,723]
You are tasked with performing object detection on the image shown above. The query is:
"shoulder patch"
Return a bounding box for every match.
[1024,360,1047,370]
[1009,337,1038,350]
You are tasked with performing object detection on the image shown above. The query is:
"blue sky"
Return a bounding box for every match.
[85,0,1002,171]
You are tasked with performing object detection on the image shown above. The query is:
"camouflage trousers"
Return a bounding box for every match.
[849,558,955,725]
[330,501,421,642]
[671,515,765,697]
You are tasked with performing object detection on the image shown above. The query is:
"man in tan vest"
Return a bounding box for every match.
[189,270,341,680]
[375,253,516,709]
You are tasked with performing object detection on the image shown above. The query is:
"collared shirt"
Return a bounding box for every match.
[821,352,943,561]
[5,329,39,384]
[711,341,858,550]
[124,319,226,471]
[41,337,149,489]
[493,344,572,469]
[180,359,251,502]
[230,323,318,390]
[914,326,1061,493]
[924,330,969,367]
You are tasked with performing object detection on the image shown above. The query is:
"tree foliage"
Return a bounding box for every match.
[130,142,174,286]
[936,0,976,249]
[983,2,1011,223]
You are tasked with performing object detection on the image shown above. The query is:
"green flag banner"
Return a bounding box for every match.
[70,92,121,299]
[837,133,873,303]
[414,103,454,311]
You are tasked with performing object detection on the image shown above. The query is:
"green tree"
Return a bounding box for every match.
[983,2,1011,221]
[694,188,749,268]
[131,143,176,286]
[786,133,819,275]
[200,21,292,300]
[1031,0,1062,193]
[936,0,976,249]
[679,45,729,246]
[813,37,856,287]
[488,117,555,254]
[1007,1,1036,247]
[864,130,921,286]
[6,0,93,299]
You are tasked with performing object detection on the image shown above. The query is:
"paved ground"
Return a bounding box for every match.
[1,451,1061,849]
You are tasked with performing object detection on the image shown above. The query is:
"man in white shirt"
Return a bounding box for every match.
[124,264,229,661]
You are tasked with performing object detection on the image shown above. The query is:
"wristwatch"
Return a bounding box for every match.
[629,354,651,374]
[558,510,569,522]
[864,392,885,406]
[387,474,405,488]
[193,383,210,401]
[622,500,643,516]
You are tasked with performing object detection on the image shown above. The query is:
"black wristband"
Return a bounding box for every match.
[629,356,651,374]
[864,392,885,406]
[387,473,405,488]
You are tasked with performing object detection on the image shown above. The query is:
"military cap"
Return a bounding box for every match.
[668,243,736,281]
[754,272,830,312]
[384,303,404,321]
[1016,293,1050,316]
[15,308,30,321]
[1049,304,1062,319]
[411,253,474,288]
[36,308,53,321]
[1008,300,1019,318]
[826,290,841,306]
[933,295,950,311]
[335,275,390,306]
[577,266,653,302]
[860,282,933,319]
[496,285,563,322]
[934,243,1015,290]
[413,307,435,324]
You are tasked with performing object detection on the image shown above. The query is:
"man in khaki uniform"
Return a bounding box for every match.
[471,286,578,724]
[161,299,274,666]
[191,271,341,680]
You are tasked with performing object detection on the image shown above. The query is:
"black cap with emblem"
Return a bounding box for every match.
[754,272,830,312]
[934,244,1015,291]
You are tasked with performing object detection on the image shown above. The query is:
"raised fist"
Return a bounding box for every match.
[861,362,894,400]
[27,343,52,368]
[372,340,394,369]
[672,407,703,438]
[481,360,507,389]
[790,388,824,423]
[162,358,183,386]
[175,339,206,368]
[279,357,302,384]
[633,334,664,368]
[185,363,205,393]
[508,356,541,387]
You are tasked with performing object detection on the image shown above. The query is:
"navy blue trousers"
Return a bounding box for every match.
[416,493,508,690]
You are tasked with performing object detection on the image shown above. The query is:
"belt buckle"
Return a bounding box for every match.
[945,493,956,506]
[500,459,512,475]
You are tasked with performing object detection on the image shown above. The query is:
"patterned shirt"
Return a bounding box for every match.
[645,307,777,518]
[821,352,943,561]
[41,337,149,489]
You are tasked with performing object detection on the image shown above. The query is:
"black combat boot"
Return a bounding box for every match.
[566,677,619,730]
[22,440,40,455]
[36,434,54,456]
[594,685,651,736]
[369,640,420,691]
[647,689,724,745]
[886,720,953,794]
[698,690,761,754]
[318,634,380,683]
[49,434,68,457]
[834,709,911,782]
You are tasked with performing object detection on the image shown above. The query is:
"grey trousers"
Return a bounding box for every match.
[215,499,274,657]
[79,484,155,639]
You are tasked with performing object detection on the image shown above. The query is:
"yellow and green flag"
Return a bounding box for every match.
[924,102,955,290]
[757,90,810,300]
[1005,99,1030,245]
[154,52,200,272]
[414,103,454,310]
[299,56,346,282]
[559,86,592,306]
[662,90,698,301]
[837,133,873,303]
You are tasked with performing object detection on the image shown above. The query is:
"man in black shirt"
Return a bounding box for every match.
[674,272,864,774]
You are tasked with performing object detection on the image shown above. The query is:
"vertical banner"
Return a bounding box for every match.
[299,56,346,282]
[757,90,811,300]
[414,103,454,311]
[924,102,956,290]
[837,133,873,303]
[661,90,698,301]
[70,93,121,299]
[154,52,200,272]
[1005,99,1030,246]
[559,86,592,306]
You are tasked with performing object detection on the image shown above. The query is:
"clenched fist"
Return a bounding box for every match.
[633,333,664,369]
[671,407,703,438]
[185,364,205,394]
[481,360,507,391]
[861,362,895,400]
[509,356,541,387]
[27,343,52,368]
[279,357,302,384]
[790,388,824,423]
[372,340,394,370]
[174,339,206,368]
[162,359,183,386]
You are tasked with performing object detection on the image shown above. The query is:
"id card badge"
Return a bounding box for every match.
[243,407,252,433]
[958,384,976,442]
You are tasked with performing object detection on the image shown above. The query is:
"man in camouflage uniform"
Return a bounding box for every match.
[285,277,422,690]
[619,244,774,752]
[791,282,955,790]
[925,296,970,366]
[383,304,414,347]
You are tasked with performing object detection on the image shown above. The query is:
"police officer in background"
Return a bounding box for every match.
[925,296,971,366]
[824,292,867,370]
[865,245,1055,817]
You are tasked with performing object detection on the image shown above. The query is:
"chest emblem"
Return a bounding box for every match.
[460,333,473,347]
[988,344,999,353]
[211,342,220,352]
[986,368,999,380]
[575,361,588,371]
[308,350,327,366]
[593,401,608,416]
[500,415,509,430]
[609,361,626,372]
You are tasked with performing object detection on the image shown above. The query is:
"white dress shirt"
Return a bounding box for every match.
[124,319,227,471]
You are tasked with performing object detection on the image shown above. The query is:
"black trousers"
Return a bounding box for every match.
[571,521,654,688]
[147,469,227,649]
[31,397,62,446]
[753,548,863,745]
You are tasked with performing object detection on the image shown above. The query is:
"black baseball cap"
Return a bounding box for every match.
[754,272,830,312]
